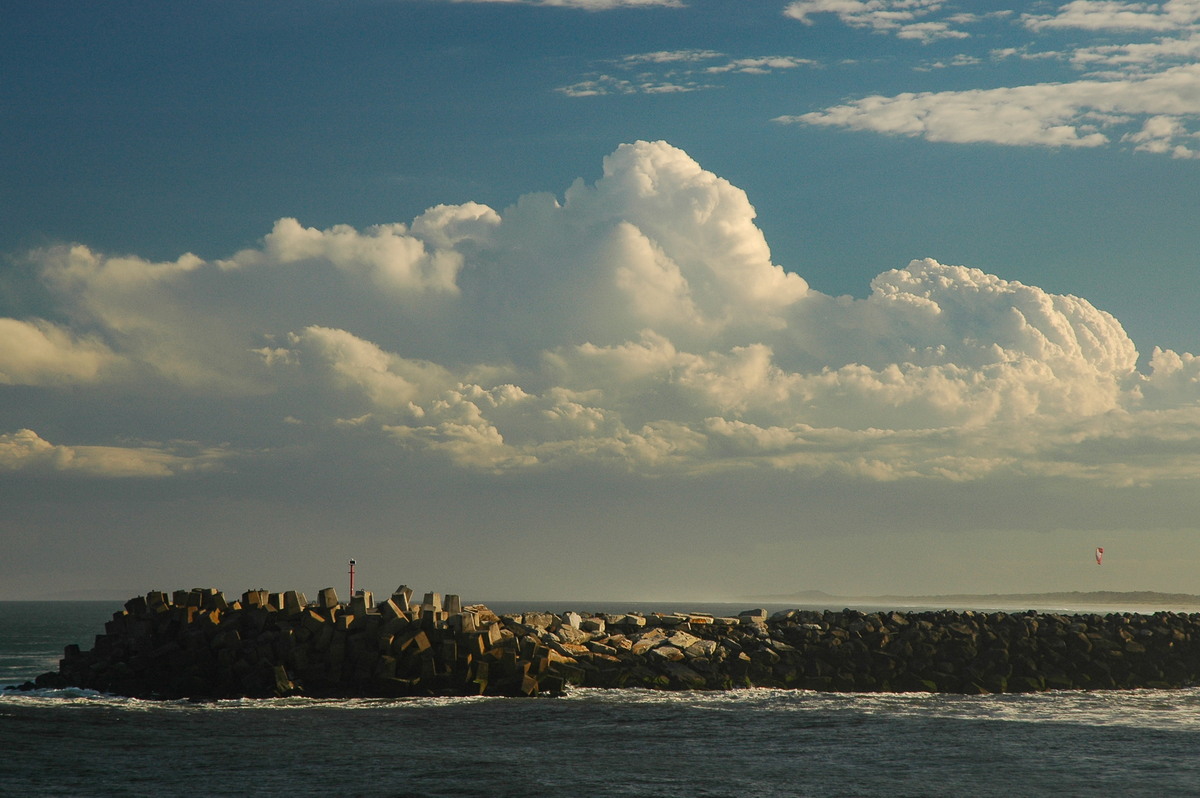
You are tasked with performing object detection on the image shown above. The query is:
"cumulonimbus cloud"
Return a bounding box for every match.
[4,141,1199,481]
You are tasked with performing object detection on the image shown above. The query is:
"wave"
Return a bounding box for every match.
[7,681,1200,733]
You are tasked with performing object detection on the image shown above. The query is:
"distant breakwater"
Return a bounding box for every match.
[13,586,1200,699]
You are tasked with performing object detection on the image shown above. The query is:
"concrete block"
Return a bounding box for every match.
[548,661,587,685]
[205,592,230,612]
[556,625,591,645]
[523,611,556,630]
[581,618,606,634]
[242,590,269,608]
[650,645,685,662]
[378,598,408,621]
[272,665,293,697]
[317,587,339,609]
[283,591,305,615]
[554,641,591,658]
[374,655,397,679]
[422,592,441,612]
[349,591,373,616]
[471,660,489,694]
[392,586,413,611]
[443,594,462,614]
[665,631,702,650]
[631,629,668,655]
[301,609,328,633]
[587,641,619,657]
[466,605,501,625]
[460,632,487,657]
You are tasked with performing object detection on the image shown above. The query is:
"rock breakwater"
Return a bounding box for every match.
[15,587,1200,698]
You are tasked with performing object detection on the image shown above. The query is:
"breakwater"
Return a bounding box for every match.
[14,586,1200,698]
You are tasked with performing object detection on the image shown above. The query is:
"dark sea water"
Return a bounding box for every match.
[4,601,1200,797]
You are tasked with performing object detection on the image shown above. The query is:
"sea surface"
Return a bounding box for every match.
[4,600,1200,797]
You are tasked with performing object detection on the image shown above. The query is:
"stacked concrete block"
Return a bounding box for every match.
[21,589,1200,700]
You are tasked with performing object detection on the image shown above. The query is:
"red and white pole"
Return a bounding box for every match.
[349,558,356,596]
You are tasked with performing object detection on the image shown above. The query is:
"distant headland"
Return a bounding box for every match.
[753,590,1200,608]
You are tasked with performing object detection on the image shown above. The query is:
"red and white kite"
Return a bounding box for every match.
[1095,547,1104,565]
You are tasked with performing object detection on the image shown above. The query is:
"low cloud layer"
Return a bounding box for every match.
[0,429,227,478]
[4,141,1200,482]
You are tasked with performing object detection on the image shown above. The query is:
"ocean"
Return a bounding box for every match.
[4,600,1200,797]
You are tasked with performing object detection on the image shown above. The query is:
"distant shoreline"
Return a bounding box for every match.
[751,590,1200,607]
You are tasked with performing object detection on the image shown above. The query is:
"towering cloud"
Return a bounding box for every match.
[2,142,1197,481]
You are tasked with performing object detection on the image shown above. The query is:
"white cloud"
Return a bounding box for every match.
[1123,113,1200,156]
[779,63,1200,152]
[559,51,815,96]
[0,428,228,478]
[12,141,1200,484]
[621,50,724,64]
[704,56,818,74]
[1070,32,1200,73]
[222,211,496,296]
[556,75,707,96]
[1023,0,1200,33]
[783,0,971,42]
[269,325,460,412]
[0,318,117,386]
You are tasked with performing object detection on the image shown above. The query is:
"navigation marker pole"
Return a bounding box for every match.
[349,558,356,596]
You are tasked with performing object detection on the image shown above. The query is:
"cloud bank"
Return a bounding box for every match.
[777,0,1200,157]
[4,141,1200,482]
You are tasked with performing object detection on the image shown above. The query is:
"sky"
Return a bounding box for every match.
[3,0,1200,604]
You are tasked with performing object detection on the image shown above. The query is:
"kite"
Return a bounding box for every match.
[1095,547,1104,565]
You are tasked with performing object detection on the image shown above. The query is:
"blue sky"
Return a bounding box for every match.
[3,0,1200,602]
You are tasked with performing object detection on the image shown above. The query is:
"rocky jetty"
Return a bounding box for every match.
[14,586,1200,699]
